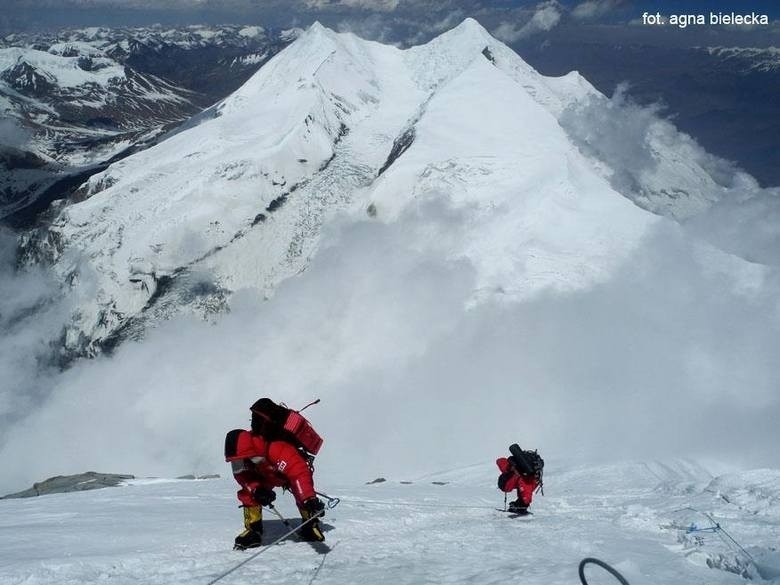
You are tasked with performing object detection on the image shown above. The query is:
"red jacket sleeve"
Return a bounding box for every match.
[497,457,521,492]
[267,441,316,504]
[496,457,511,472]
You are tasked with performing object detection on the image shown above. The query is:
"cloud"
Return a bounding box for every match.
[493,1,562,42]
[558,83,780,244]
[305,0,399,11]
[571,0,622,21]
[335,9,465,46]
[0,228,72,444]
[1,185,779,494]
[335,13,398,43]
[0,117,33,150]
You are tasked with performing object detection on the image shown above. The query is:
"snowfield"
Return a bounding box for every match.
[2,461,780,584]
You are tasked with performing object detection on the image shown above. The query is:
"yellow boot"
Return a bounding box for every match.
[234,506,263,550]
[298,505,325,542]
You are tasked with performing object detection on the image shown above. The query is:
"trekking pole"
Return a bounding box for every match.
[315,491,341,509]
[267,504,292,528]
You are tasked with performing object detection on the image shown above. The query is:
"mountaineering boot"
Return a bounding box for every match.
[298,498,325,542]
[234,505,263,550]
[508,499,529,515]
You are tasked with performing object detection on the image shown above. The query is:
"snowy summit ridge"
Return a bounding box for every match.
[22,18,736,357]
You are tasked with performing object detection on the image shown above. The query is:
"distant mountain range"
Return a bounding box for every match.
[0,25,296,225]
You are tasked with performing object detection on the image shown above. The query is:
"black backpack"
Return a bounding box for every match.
[508,443,544,489]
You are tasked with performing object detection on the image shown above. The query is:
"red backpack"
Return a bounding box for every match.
[250,397,323,456]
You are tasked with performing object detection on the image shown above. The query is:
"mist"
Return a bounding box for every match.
[1,186,778,494]
[0,228,71,445]
[0,118,33,151]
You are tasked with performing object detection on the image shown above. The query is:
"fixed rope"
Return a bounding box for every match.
[205,508,327,585]
[321,496,497,511]
[307,540,340,585]
[673,506,756,566]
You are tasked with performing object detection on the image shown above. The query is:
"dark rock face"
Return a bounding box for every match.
[1,471,135,498]
[1,60,55,95]
[377,127,415,176]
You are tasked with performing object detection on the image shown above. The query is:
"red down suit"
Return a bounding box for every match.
[496,457,539,507]
[225,429,316,507]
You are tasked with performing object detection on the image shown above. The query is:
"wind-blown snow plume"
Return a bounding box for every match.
[558,84,780,262]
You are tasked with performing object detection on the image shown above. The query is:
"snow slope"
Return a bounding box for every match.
[2,461,780,584]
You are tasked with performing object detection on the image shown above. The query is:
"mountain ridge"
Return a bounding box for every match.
[14,18,771,362]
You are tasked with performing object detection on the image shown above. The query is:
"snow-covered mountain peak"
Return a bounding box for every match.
[403,17,508,91]
[18,19,760,360]
[47,41,105,58]
[433,16,495,46]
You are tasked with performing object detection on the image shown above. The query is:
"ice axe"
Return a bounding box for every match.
[316,491,341,509]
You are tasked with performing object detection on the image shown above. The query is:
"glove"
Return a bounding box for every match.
[302,497,325,518]
[252,487,276,506]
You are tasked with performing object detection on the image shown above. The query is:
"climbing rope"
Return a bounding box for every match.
[672,506,756,566]
[205,506,330,585]
[307,540,340,585]
[323,496,497,510]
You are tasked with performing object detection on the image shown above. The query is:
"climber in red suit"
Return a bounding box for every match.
[496,444,544,515]
[225,429,325,549]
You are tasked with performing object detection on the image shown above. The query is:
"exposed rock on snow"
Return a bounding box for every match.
[1,471,134,498]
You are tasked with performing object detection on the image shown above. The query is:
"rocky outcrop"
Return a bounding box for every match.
[1,471,134,498]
